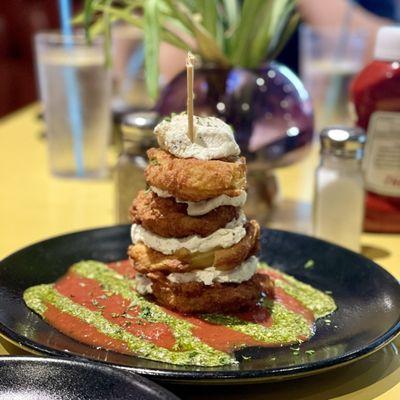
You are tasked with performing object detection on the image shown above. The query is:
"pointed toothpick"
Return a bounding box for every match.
[186,52,196,142]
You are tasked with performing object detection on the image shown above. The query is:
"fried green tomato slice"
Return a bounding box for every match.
[145,148,247,202]
[130,190,238,238]
[128,220,260,274]
[146,272,272,314]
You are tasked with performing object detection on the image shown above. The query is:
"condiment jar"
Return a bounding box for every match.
[115,111,159,223]
[110,98,134,150]
[350,26,400,232]
[313,126,366,252]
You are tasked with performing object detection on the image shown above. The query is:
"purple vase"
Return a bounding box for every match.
[156,61,314,167]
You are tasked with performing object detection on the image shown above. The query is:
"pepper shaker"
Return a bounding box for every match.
[115,111,159,223]
[313,127,366,252]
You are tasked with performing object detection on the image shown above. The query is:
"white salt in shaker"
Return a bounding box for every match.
[313,127,366,252]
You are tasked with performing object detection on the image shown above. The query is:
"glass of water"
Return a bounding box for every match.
[35,32,111,178]
[300,25,368,131]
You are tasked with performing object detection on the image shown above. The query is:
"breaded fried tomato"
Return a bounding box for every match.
[129,220,260,274]
[145,272,272,314]
[145,148,247,202]
[130,190,238,238]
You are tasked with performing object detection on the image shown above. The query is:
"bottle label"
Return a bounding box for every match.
[364,111,400,196]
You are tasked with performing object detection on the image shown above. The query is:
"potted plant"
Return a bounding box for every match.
[78,0,314,220]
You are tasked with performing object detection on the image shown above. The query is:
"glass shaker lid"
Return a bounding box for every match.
[320,126,366,158]
[121,111,160,141]
[120,111,160,155]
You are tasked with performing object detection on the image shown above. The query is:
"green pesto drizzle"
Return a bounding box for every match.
[203,300,312,344]
[71,261,214,353]
[259,262,337,318]
[23,260,337,367]
[23,284,233,367]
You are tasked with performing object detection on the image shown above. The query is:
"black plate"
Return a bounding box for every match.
[0,225,399,384]
[0,356,179,399]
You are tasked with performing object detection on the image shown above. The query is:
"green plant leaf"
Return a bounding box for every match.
[164,0,230,66]
[159,2,193,37]
[223,0,239,29]
[72,12,84,25]
[77,0,299,97]
[143,0,160,99]
[103,0,113,68]
[161,27,192,50]
[197,0,217,37]
[223,0,239,57]
[93,3,144,28]
[162,0,193,31]
[249,0,293,66]
[89,15,105,37]
[202,0,225,50]
[268,11,299,60]
[83,0,95,44]
[95,2,191,51]
[230,0,298,67]
[229,0,267,66]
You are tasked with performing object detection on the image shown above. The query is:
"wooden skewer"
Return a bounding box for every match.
[186,52,195,142]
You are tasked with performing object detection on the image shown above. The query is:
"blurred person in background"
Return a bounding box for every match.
[279,0,397,73]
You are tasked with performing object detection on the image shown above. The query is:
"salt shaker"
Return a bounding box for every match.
[115,111,159,223]
[313,127,366,252]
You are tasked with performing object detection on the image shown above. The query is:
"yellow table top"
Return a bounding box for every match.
[0,105,399,399]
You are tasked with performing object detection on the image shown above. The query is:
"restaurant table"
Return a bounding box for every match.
[0,105,399,400]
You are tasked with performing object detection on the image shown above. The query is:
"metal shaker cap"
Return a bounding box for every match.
[121,111,160,151]
[319,126,366,159]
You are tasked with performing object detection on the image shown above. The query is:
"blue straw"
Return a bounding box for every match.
[58,0,84,176]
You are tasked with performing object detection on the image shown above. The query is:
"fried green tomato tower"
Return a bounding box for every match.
[128,114,271,313]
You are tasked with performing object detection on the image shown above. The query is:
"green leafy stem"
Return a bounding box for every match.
[74,0,299,98]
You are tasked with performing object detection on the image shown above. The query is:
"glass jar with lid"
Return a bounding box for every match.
[115,111,159,223]
[313,126,366,252]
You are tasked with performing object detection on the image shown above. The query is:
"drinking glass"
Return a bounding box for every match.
[300,25,368,131]
[35,32,111,178]
[111,23,153,109]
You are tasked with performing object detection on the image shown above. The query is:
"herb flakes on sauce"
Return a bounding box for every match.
[23,260,337,367]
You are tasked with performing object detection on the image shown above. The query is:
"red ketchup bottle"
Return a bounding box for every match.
[350,26,400,232]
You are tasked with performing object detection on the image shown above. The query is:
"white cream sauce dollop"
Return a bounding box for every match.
[167,256,258,286]
[135,256,259,295]
[131,211,247,255]
[154,114,240,160]
[135,273,153,295]
[150,186,247,216]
